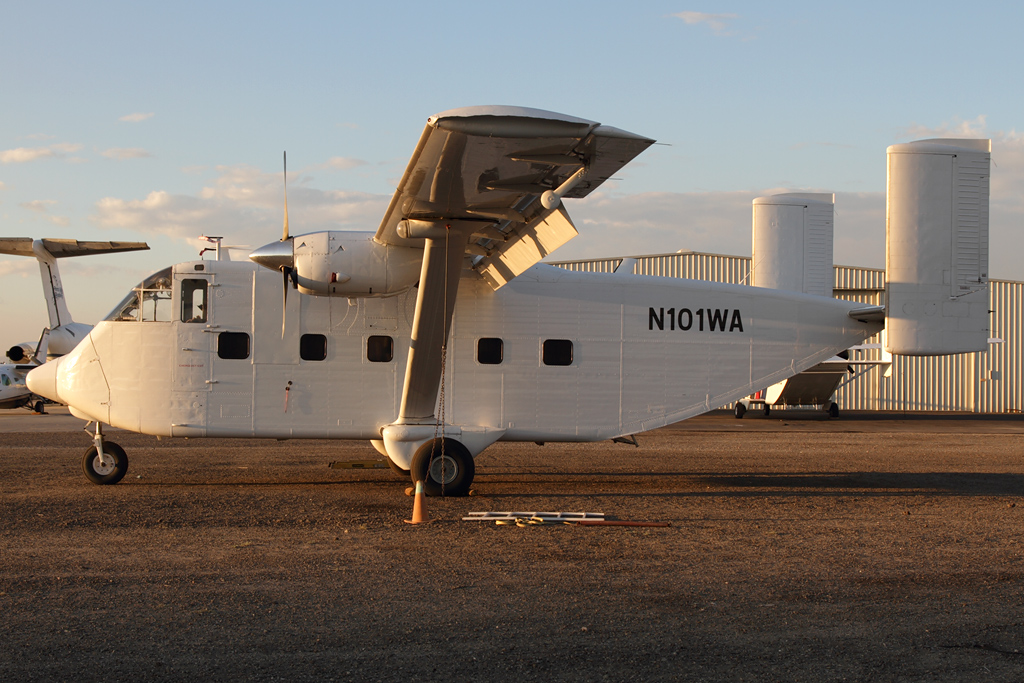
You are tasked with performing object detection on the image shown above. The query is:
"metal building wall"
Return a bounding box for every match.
[549,253,1022,413]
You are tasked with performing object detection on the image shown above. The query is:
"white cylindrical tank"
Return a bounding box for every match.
[751,193,834,298]
[886,138,990,355]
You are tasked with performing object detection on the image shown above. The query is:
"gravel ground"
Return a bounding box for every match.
[2,409,1024,682]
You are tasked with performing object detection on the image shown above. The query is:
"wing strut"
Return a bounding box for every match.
[397,223,476,422]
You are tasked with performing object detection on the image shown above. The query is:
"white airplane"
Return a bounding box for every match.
[0,329,49,412]
[1,238,150,361]
[26,107,991,494]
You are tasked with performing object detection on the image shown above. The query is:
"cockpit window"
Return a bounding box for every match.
[104,267,173,323]
[181,279,208,323]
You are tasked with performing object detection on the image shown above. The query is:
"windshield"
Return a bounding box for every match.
[104,267,174,322]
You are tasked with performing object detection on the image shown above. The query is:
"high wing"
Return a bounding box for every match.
[377,107,654,427]
[374,106,655,289]
[0,238,149,258]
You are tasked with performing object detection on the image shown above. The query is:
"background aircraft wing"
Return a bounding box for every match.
[0,238,149,258]
[374,106,654,289]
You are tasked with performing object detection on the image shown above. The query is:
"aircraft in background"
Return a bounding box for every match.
[27,108,992,494]
[1,238,149,361]
[0,329,49,412]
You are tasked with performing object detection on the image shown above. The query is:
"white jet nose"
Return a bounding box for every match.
[26,358,62,403]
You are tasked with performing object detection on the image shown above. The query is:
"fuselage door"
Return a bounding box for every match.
[173,273,213,392]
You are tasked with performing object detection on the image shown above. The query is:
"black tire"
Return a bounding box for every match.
[386,456,410,478]
[82,442,129,485]
[763,404,771,416]
[734,403,746,419]
[410,438,475,497]
[33,401,45,414]
[829,402,840,419]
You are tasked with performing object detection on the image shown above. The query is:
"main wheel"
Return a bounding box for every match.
[763,404,771,416]
[82,442,129,485]
[410,438,475,497]
[829,402,840,419]
[734,403,746,419]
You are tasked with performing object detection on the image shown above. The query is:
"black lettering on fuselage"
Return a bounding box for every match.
[730,309,744,332]
[678,308,692,330]
[708,308,728,331]
[649,307,664,330]
[647,307,744,333]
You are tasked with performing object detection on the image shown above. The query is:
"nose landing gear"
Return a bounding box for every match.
[82,422,129,485]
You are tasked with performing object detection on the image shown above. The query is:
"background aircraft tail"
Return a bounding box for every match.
[0,238,149,356]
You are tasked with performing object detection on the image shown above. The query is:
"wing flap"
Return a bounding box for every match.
[476,205,578,289]
[375,106,653,288]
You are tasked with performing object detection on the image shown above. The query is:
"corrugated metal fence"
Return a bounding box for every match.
[551,252,1022,413]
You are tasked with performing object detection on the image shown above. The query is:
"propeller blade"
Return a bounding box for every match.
[282,151,290,242]
[282,267,289,338]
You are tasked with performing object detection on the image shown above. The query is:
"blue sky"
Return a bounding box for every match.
[3,1,1023,352]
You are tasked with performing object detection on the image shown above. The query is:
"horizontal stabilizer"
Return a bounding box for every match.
[847,305,885,323]
[0,238,149,259]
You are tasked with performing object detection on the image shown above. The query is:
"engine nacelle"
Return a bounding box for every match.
[291,231,422,297]
[7,343,33,362]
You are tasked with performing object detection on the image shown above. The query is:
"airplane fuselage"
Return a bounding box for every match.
[33,259,881,461]
[0,363,33,410]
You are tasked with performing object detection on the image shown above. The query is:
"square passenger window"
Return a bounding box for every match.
[477,338,503,365]
[542,339,573,366]
[300,334,327,361]
[367,335,393,363]
[217,332,250,360]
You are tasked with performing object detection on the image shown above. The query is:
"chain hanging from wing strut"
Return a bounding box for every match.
[430,225,451,497]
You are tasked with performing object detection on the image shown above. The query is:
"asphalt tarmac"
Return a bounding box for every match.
[2,407,1023,681]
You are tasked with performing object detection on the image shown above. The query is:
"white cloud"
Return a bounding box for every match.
[92,164,389,246]
[323,156,369,170]
[102,147,152,160]
[119,112,154,123]
[19,199,71,226]
[20,199,58,212]
[0,259,37,278]
[672,11,739,36]
[902,115,988,139]
[0,142,83,163]
[1,147,55,163]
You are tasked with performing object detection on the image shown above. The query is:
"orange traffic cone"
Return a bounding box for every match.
[404,480,432,524]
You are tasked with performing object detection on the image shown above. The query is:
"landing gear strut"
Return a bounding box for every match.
[82,422,129,485]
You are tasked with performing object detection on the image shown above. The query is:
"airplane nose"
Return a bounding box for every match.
[26,358,62,403]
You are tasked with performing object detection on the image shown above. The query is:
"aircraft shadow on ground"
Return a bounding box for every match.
[476,471,1024,498]
[125,471,1024,498]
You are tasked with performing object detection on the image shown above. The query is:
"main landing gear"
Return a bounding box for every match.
[410,437,475,497]
[82,422,129,485]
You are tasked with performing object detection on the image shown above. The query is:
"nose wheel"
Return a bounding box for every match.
[82,422,129,485]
